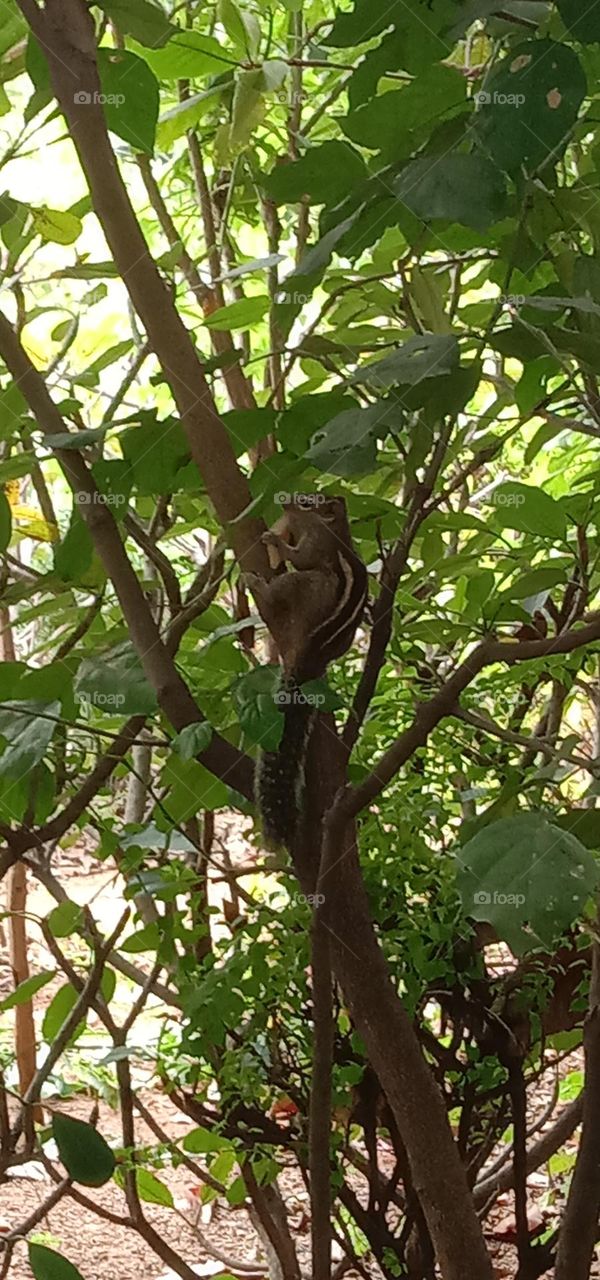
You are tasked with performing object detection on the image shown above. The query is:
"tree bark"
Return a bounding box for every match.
[554,934,600,1280]
[2,608,41,1124]
[294,720,494,1280]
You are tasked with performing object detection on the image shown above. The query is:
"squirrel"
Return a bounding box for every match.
[244,495,368,845]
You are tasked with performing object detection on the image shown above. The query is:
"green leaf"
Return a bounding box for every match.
[159,756,230,819]
[499,566,567,601]
[475,40,586,174]
[47,901,84,938]
[278,392,357,455]
[229,67,266,150]
[74,645,157,716]
[183,1126,233,1154]
[557,0,600,42]
[97,0,175,47]
[42,983,83,1044]
[307,402,393,476]
[553,811,600,849]
[342,65,466,155]
[263,141,368,207]
[227,1176,246,1206]
[52,1112,116,1187]
[134,1168,174,1206]
[0,0,26,62]
[131,31,235,79]
[156,84,224,148]
[54,509,94,584]
[0,970,54,1010]
[488,482,567,540]
[455,813,599,954]
[29,1244,86,1280]
[97,48,159,154]
[171,722,213,761]
[218,0,259,56]
[31,207,82,245]
[204,296,269,331]
[352,334,459,390]
[394,153,507,230]
[120,921,161,952]
[0,700,59,781]
[0,490,11,551]
[234,666,284,751]
[121,414,190,494]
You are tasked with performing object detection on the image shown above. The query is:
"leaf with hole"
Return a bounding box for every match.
[352,334,459,390]
[475,39,586,174]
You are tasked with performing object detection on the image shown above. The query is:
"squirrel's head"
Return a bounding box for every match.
[281,494,346,524]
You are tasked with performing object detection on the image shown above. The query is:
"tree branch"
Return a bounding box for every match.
[0,310,254,801]
[18,0,266,571]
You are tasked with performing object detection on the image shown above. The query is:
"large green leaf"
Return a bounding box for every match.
[557,0,600,42]
[29,1244,86,1280]
[97,48,159,154]
[0,700,59,781]
[121,414,190,494]
[342,65,466,155]
[204,296,269,331]
[43,983,85,1045]
[97,0,175,47]
[31,208,82,245]
[131,30,235,79]
[159,755,230,820]
[475,39,586,174]
[394,153,507,230]
[455,813,599,954]
[54,509,94,583]
[307,403,388,476]
[352,334,459,389]
[487,482,567,539]
[134,1168,174,1206]
[74,645,157,716]
[52,1112,116,1187]
[263,141,368,207]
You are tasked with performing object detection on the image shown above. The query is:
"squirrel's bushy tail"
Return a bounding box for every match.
[257,680,316,846]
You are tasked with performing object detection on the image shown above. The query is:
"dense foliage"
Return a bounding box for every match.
[1,0,600,1277]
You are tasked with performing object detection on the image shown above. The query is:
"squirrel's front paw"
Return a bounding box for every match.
[241,572,263,592]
